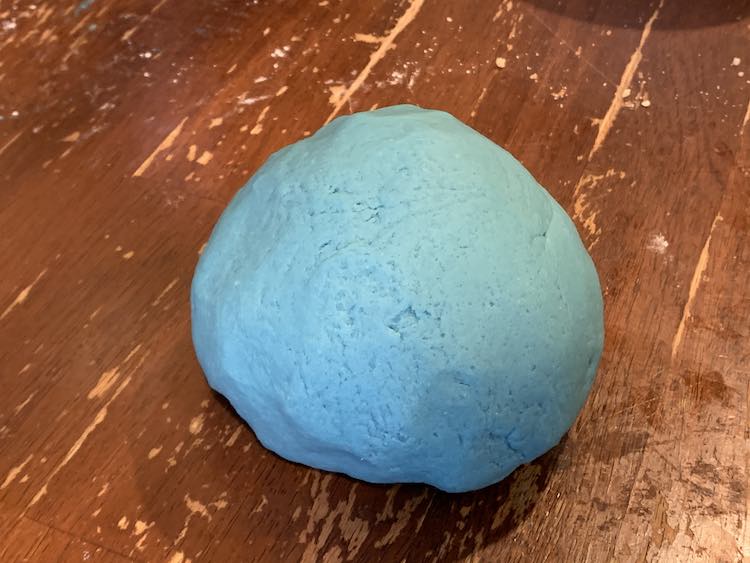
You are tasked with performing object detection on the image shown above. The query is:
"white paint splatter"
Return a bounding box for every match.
[237,94,271,106]
[647,233,669,254]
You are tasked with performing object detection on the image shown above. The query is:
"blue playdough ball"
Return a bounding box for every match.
[191,105,604,492]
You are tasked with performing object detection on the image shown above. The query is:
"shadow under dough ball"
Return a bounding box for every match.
[191,105,604,493]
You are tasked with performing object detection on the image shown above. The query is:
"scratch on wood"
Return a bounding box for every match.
[671,213,723,361]
[1,454,33,489]
[0,130,23,158]
[1,268,48,320]
[643,493,678,556]
[588,0,663,159]
[27,375,133,509]
[470,87,489,118]
[121,0,170,41]
[152,278,179,306]
[134,531,150,551]
[133,117,188,177]
[13,392,36,414]
[253,495,268,513]
[69,11,93,35]
[325,0,425,123]
[225,425,242,447]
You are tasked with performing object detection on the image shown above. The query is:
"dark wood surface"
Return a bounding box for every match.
[1,0,748,561]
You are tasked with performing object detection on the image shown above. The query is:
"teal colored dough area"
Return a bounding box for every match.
[191,105,604,492]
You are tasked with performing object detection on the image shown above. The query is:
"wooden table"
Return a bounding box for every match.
[1,0,748,561]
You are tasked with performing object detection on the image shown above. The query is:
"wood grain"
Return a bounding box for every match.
[0,0,748,561]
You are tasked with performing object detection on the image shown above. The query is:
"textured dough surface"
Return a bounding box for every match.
[191,104,604,492]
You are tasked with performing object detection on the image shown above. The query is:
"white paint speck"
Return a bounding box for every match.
[731,57,741,66]
[388,70,405,85]
[647,233,669,255]
[237,94,271,106]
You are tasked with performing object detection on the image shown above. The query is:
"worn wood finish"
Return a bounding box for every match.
[1,0,748,561]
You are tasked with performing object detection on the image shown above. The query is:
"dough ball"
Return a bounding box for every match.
[191,105,604,492]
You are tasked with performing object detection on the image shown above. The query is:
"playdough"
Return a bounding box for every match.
[191,105,604,492]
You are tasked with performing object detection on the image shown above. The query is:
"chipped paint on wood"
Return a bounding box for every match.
[188,413,205,435]
[88,344,143,400]
[1,454,33,489]
[27,376,133,508]
[196,150,213,165]
[250,106,271,135]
